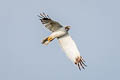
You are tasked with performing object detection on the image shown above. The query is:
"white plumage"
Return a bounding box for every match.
[38,13,86,70]
[58,34,80,62]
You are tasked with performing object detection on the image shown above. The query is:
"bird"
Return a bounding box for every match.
[38,13,87,70]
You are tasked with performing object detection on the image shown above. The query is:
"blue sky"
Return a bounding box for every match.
[0,0,120,80]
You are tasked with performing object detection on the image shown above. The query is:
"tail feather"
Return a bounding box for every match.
[42,37,49,44]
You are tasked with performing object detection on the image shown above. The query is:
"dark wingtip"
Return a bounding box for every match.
[38,12,51,20]
[42,18,50,20]
[75,56,87,70]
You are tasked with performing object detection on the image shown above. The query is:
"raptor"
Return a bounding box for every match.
[38,13,87,70]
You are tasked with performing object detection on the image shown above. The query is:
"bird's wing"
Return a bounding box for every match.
[58,34,80,62]
[58,34,86,70]
[38,13,63,32]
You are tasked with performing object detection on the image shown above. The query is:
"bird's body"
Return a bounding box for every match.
[38,13,86,70]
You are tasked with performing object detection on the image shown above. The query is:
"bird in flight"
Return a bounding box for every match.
[38,13,87,70]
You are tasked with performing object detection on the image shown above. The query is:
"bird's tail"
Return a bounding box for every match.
[41,36,54,45]
[75,56,87,70]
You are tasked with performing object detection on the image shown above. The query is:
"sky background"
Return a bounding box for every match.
[0,0,120,80]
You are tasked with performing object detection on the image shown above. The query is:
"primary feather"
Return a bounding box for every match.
[38,13,63,32]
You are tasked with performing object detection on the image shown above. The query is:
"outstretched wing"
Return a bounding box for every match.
[58,34,87,70]
[38,13,63,32]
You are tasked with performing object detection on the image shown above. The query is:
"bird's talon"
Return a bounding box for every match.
[48,37,53,41]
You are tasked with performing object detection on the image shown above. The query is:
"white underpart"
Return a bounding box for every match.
[43,29,81,63]
[58,34,80,62]
[43,29,66,45]
[50,30,66,38]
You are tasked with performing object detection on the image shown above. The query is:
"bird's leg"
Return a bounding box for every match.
[47,36,54,41]
[42,36,55,45]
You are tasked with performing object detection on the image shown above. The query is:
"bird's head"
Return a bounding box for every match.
[65,26,71,31]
